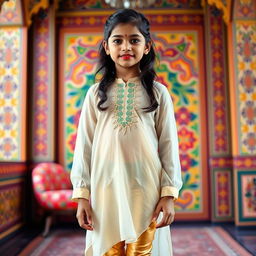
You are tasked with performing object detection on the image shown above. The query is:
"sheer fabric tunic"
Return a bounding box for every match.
[70,77,183,256]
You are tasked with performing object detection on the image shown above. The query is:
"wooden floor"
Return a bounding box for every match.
[0,222,255,256]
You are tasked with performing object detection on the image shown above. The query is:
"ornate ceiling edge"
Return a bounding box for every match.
[202,0,232,24]
[0,0,11,12]
[1,0,233,26]
[23,0,49,26]
[23,0,62,26]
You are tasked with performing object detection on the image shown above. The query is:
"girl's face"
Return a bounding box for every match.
[103,23,151,75]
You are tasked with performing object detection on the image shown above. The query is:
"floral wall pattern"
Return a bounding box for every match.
[232,0,256,226]
[0,28,26,161]
[235,21,256,155]
[153,32,202,212]
[64,34,101,170]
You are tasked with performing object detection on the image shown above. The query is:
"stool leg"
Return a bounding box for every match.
[42,215,53,237]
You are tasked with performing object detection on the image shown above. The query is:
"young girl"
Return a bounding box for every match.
[70,9,182,256]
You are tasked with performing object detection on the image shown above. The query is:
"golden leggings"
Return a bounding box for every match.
[104,221,156,256]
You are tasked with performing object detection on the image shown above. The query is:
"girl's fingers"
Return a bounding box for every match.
[167,215,172,225]
[78,215,94,230]
[170,213,175,224]
[81,223,94,231]
[156,212,169,228]
[85,208,92,225]
[152,204,161,222]
[77,207,94,230]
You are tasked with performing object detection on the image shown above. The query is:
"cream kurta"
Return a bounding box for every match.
[70,77,183,256]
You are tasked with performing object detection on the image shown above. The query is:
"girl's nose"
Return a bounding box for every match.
[122,41,131,51]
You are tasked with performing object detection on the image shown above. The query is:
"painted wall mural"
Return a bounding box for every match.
[243,174,256,216]
[235,21,256,155]
[64,33,101,170]
[234,0,256,19]
[232,0,256,226]
[235,170,256,225]
[0,27,26,161]
[153,31,202,213]
[0,0,23,26]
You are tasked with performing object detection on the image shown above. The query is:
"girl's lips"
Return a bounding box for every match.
[120,55,134,60]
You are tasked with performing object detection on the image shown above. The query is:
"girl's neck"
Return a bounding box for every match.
[115,67,140,83]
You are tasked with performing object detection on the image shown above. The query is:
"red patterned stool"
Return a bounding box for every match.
[32,162,77,236]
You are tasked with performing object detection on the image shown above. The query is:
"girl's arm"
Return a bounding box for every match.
[153,83,183,227]
[70,85,98,228]
[155,83,182,200]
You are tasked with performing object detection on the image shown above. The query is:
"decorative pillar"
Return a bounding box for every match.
[204,3,233,222]
[228,0,256,226]
[29,5,56,162]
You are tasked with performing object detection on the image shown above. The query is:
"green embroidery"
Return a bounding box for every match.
[117,99,124,104]
[114,82,137,131]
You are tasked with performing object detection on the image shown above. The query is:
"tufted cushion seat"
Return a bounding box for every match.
[32,162,77,211]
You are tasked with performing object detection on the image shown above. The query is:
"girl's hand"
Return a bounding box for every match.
[152,196,175,228]
[76,198,94,231]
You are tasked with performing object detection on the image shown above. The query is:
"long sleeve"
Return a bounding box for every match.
[154,83,183,200]
[70,85,98,201]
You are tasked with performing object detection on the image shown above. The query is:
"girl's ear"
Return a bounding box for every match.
[103,40,110,55]
[144,41,152,55]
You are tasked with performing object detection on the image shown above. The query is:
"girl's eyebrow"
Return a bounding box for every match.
[111,34,142,38]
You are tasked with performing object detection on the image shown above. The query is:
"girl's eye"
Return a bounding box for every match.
[113,39,122,44]
[131,39,140,44]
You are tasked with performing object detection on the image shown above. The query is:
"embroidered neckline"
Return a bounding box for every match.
[115,76,140,85]
[113,80,138,133]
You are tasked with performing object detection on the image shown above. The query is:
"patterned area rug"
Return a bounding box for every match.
[19,226,252,256]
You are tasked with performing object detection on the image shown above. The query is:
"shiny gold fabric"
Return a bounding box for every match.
[104,241,125,256]
[104,221,156,256]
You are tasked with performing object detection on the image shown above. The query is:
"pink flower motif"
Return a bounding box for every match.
[0,138,16,158]
[161,47,179,58]
[155,76,168,87]
[180,154,191,172]
[74,110,81,127]
[243,133,256,152]
[240,70,255,93]
[178,127,196,152]
[241,101,256,125]
[68,133,77,152]
[0,107,17,130]
[176,107,191,125]
[0,76,18,99]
